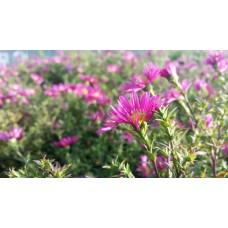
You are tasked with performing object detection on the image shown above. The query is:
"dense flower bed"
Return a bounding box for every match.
[0,50,227,178]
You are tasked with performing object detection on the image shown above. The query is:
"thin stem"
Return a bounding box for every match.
[181,91,198,128]
[151,159,160,178]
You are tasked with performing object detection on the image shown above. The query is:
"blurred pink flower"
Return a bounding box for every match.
[0,132,11,141]
[31,74,44,84]
[217,59,228,73]
[146,50,154,57]
[119,74,146,93]
[52,122,61,130]
[123,51,137,63]
[79,75,99,84]
[143,63,160,83]
[204,114,213,128]
[57,50,65,56]
[206,85,216,96]
[86,111,105,123]
[194,79,208,91]
[9,128,24,140]
[122,132,134,143]
[136,155,151,177]
[162,89,181,105]
[181,79,191,92]
[0,128,24,141]
[156,155,168,170]
[53,136,78,148]
[189,121,196,130]
[96,119,117,135]
[204,50,225,66]
[107,64,120,73]
[160,62,177,78]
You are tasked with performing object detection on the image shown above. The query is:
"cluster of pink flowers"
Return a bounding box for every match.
[44,83,72,97]
[193,79,216,96]
[0,83,36,107]
[136,154,168,177]
[0,128,24,141]
[44,76,110,106]
[30,73,44,84]
[204,50,228,73]
[76,84,111,105]
[53,136,78,148]
[79,74,99,84]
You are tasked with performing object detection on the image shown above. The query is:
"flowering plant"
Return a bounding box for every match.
[0,50,227,178]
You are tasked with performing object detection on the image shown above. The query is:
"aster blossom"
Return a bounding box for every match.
[143,63,160,83]
[119,74,146,93]
[98,92,161,133]
[204,50,225,67]
[0,128,24,141]
[160,62,178,78]
[53,136,78,148]
[204,114,214,128]
[9,128,24,140]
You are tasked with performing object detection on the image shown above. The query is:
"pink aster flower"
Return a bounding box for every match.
[122,132,134,143]
[19,88,36,97]
[181,79,191,92]
[79,75,99,84]
[156,155,168,170]
[217,59,228,73]
[194,79,208,91]
[9,128,24,140]
[30,74,44,84]
[162,89,181,105]
[204,50,225,67]
[204,114,213,128]
[206,84,216,96]
[136,155,151,177]
[123,51,136,63]
[146,50,154,57]
[86,111,105,123]
[119,74,146,93]
[188,121,197,130]
[84,85,111,105]
[53,136,78,148]
[143,63,160,83]
[160,62,177,78]
[96,119,117,135]
[0,132,11,141]
[98,92,161,132]
[107,64,120,73]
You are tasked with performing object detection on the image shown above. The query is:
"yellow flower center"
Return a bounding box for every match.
[93,92,100,97]
[131,111,146,125]
[82,88,88,95]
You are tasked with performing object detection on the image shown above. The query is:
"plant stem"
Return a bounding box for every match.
[136,130,160,178]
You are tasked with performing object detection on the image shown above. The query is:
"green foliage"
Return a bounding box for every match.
[7,157,71,178]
